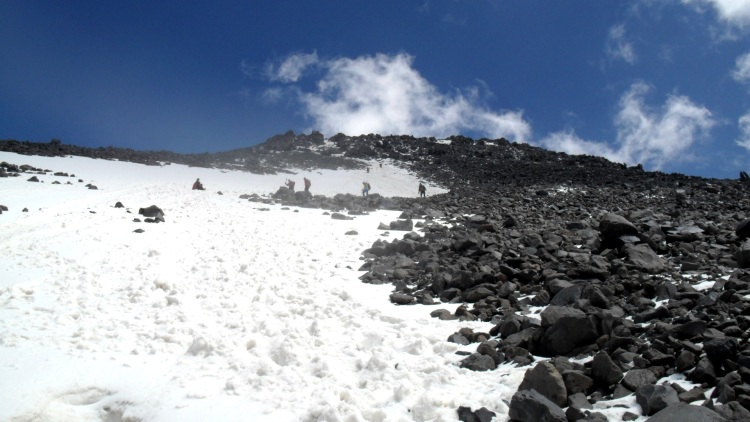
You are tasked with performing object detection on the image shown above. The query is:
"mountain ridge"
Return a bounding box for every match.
[0,130,731,189]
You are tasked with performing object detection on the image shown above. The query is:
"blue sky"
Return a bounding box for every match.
[2,1,750,179]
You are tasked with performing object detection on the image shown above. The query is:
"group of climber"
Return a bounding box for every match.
[191,175,428,198]
[285,177,311,193]
[191,177,313,193]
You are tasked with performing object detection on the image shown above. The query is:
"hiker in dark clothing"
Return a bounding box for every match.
[304,177,311,192]
[418,183,426,197]
[192,178,205,190]
[362,181,371,197]
[285,179,296,192]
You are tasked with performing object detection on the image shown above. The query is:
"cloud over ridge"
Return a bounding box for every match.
[541,82,716,170]
[266,53,531,141]
[266,52,319,83]
[263,51,719,174]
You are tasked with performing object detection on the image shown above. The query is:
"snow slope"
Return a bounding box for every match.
[0,153,501,421]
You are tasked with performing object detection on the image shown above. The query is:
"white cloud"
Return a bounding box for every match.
[682,0,750,31]
[658,45,674,64]
[540,130,626,162]
[733,51,750,83]
[261,87,285,104]
[280,53,530,140]
[615,82,715,167]
[606,24,638,64]
[737,111,750,149]
[540,82,716,169]
[266,52,319,83]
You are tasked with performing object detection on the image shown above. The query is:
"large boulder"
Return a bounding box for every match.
[703,337,739,364]
[735,218,750,240]
[456,406,495,422]
[736,240,750,268]
[714,401,750,421]
[294,190,313,202]
[518,362,567,407]
[331,213,354,220]
[389,219,414,231]
[459,353,496,372]
[508,389,566,422]
[534,306,598,356]
[645,403,726,422]
[624,244,667,273]
[591,352,624,388]
[622,369,658,391]
[636,384,679,416]
[138,205,165,222]
[599,213,638,238]
[272,186,295,201]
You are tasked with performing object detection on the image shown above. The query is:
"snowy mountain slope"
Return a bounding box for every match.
[2,142,728,421]
[0,152,522,422]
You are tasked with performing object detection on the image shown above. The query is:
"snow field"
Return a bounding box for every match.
[1,153,520,422]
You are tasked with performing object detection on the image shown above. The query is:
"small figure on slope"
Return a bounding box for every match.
[192,178,205,190]
[362,181,371,197]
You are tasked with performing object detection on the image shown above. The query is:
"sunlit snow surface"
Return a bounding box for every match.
[0,152,698,421]
[0,153,505,421]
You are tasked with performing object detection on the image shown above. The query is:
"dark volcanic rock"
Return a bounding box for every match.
[624,243,667,273]
[456,406,495,422]
[735,218,750,240]
[459,353,496,372]
[331,212,353,220]
[636,384,680,416]
[517,362,567,407]
[622,369,658,391]
[591,352,624,388]
[599,213,638,238]
[534,306,598,356]
[138,205,165,222]
[645,403,726,422]
[508,389,566,422]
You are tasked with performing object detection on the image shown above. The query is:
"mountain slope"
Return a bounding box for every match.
[4,132,750,420]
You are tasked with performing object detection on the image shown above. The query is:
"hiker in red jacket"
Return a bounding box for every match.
[285,179,296,192]
[192,178,205,190]
[304,177,311,192]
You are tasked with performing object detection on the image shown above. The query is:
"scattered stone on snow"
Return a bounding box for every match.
[331,212,353,220]
[138,205,165,222]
